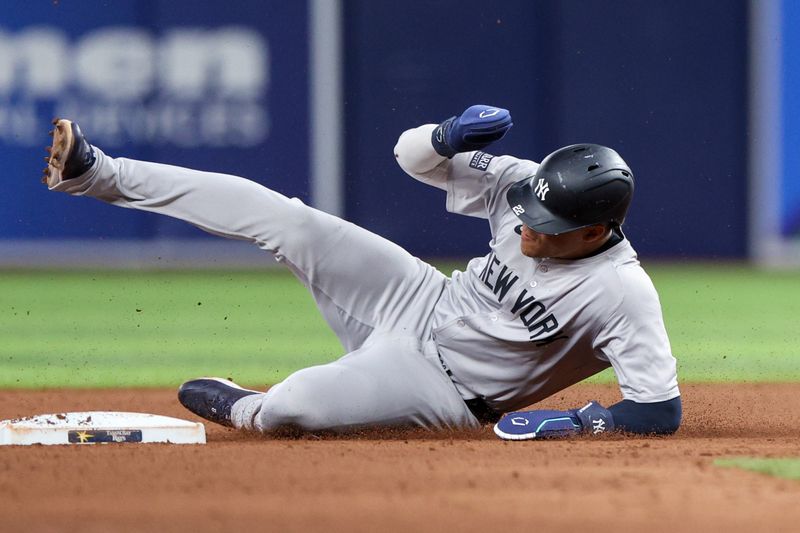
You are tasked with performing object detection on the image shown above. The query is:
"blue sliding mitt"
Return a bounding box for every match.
[431,104,513,158]
[493,401,615,440]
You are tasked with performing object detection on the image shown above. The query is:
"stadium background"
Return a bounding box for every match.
[0,0,797,382]
[1,2,800,530]
[3,0,797,265]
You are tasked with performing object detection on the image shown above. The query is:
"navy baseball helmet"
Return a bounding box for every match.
[506,144,634,235]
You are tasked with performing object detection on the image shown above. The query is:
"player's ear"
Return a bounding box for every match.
[582,224,609,242]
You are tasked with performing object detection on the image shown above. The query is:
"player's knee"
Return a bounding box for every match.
[257,371,337,432]
[281,199,346,249]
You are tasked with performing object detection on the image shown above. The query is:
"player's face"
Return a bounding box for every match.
[519,224,610,259]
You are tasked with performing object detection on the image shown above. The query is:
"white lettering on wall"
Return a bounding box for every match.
[0,26,270,147]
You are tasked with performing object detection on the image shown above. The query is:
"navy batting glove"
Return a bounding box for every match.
[493,401,614,440]
[571,401,615,436]
[431,104,513,158]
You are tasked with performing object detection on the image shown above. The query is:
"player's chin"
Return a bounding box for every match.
[519,242,543,258]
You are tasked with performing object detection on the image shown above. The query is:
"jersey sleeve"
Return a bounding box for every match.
[394,124,538,220]
[593,266,680,403]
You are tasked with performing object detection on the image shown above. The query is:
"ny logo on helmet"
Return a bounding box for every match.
[534,178,550,201]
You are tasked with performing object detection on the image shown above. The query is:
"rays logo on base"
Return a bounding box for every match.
[68,429,143,444]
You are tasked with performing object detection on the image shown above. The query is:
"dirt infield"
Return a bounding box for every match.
[1,383,798,532]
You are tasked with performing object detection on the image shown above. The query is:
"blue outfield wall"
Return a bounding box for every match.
[1,1,748,260]
[343,0,749,259]
[782,0,800,237]
[0,0,310,241]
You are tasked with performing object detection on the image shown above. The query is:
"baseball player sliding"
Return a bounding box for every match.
[42,105,680,439]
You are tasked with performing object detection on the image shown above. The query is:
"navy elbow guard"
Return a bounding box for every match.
[608,397,682,435]
[494,401,614,440]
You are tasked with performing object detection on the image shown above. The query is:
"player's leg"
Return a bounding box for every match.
[229,336,479,432]
[46,123,445,350]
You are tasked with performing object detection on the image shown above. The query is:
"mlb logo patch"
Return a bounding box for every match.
[469,151,494,171]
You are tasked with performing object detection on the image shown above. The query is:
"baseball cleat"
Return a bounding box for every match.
[177,377,261,428]
[42,118,96,187]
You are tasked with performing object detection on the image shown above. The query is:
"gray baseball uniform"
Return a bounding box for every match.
[396,125,679,413]
[49,123,679,433]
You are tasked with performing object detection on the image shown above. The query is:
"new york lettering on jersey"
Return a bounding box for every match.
[476,250,565,345]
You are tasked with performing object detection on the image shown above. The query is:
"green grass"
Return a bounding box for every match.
[0,264,798,387]
[0,270,340,388]
[647,264,800,383]
[715,458,800,480]
[587,264,800,384]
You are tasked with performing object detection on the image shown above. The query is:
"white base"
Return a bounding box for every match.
[0,411,206,445]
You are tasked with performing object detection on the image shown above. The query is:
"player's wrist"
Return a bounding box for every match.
[571,401,615,435]
[431,116,458,158]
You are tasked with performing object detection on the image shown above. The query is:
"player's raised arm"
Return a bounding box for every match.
[393,104,513,189]
[395,105,538,220]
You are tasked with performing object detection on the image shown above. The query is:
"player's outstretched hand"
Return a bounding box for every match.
[431,104,513,158]
[493,401,614,440]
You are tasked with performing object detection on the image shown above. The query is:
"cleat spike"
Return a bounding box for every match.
[44,156,50,163]
[41,175,47,184]
[48,130,54,137]
[43,167,51,175]
[42,118,96,182]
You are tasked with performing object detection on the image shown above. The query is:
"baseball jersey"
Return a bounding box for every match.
[395,125,680,413]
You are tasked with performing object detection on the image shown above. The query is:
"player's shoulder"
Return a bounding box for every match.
[564,239,660,317]
[480,154,539,220]
[604,242,663,314]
